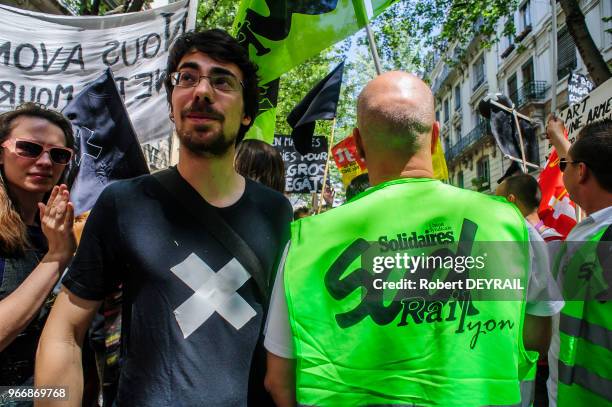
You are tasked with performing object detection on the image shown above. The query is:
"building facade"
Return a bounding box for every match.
[430,0,612,193]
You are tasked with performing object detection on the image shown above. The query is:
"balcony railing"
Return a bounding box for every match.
[508,81,550,108]
[444,122,489,163]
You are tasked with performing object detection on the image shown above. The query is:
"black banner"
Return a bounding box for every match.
[273,134,328,193]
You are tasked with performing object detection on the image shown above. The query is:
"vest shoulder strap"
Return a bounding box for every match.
[152,168,268,301]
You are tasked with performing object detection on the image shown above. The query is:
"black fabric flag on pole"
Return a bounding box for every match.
[478,94,539,183]
[287,61,344,155]
[64,68,150,215]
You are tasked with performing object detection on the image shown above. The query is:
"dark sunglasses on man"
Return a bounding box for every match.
[2,138,73,165]
[558,158,589,172]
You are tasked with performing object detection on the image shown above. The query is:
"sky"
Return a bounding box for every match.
[150,0,169,9]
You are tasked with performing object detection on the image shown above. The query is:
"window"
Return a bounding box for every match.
[454,84,461,111]
[501,19,515,58]
[503,19,514,48]
[473,55,485,90]
[521,59,536,102]
[508,74,518,107]
[435,110,440,123]
[519,1,531,32]
[557,25,577,79]
[477,156,490,191]
[458,171,464,188]
[443,99,450,123]
[522,59,534,85]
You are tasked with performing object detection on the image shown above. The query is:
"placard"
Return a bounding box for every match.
[273,135,328,193]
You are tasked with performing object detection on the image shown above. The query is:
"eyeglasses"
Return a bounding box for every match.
[559,158,585,172]
[170,71,243,92]
[2,138,73,165]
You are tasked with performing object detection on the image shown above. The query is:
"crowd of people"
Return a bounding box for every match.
[0,27,610,407]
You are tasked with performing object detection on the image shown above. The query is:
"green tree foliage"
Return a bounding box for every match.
[192,1,425,203]
[195,0,239,31]
[395,0,610,85]
[365,0,520,68]
[69,0,149,15]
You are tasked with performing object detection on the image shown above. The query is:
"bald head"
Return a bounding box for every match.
[357,72,435,155]
[354,72,437,184]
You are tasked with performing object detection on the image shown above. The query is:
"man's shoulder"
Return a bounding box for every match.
[437,182,509,205]
[100,173,159,198]
[443,184,526,221]
[385,180,517,212]
[244,179,292,216]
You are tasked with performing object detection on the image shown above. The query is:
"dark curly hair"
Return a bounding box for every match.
[165,29,259,143]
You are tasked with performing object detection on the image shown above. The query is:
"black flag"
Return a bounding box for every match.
[478,94,539,183]
[64,68,150,215]
[287,61,344,154]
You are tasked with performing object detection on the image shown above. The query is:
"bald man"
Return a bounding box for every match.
[263,72,556,406]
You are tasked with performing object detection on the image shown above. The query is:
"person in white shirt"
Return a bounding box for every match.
[545,116,612,406]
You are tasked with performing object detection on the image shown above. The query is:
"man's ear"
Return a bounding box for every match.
[242,115,252,127]
[353,127,366,160]
[431,121,440,155]
[507,193,516,203]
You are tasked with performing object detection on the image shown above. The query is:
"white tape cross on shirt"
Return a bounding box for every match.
[171,253,257,338]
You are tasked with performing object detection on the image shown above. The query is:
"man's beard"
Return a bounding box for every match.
[177,104,236,157]
[177,126,236,157]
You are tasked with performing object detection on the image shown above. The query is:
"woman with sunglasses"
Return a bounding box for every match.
[0,103,76,387]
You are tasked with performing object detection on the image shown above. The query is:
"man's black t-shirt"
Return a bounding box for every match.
[63,168,292,406]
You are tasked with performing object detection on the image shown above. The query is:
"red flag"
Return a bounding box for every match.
[332,134,367,186]
[537,147,577,239]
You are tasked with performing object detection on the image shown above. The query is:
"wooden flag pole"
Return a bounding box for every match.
[318,117,337,214]
[512,110,528,172]
[487,98,540,171]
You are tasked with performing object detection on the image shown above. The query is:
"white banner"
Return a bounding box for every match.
[0,0,196,144]
[560,76,612,143]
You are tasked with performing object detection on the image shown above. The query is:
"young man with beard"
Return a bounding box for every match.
[35,29,292,406]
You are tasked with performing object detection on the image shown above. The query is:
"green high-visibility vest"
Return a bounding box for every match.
[285,178,535,406]
[556,224,612,406]
[520,353,538,407]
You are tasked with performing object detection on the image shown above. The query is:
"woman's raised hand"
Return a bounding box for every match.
[38,184,76,263]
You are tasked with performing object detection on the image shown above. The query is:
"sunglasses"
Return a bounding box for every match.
[559,158,585,172]
[3,138,73,165]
